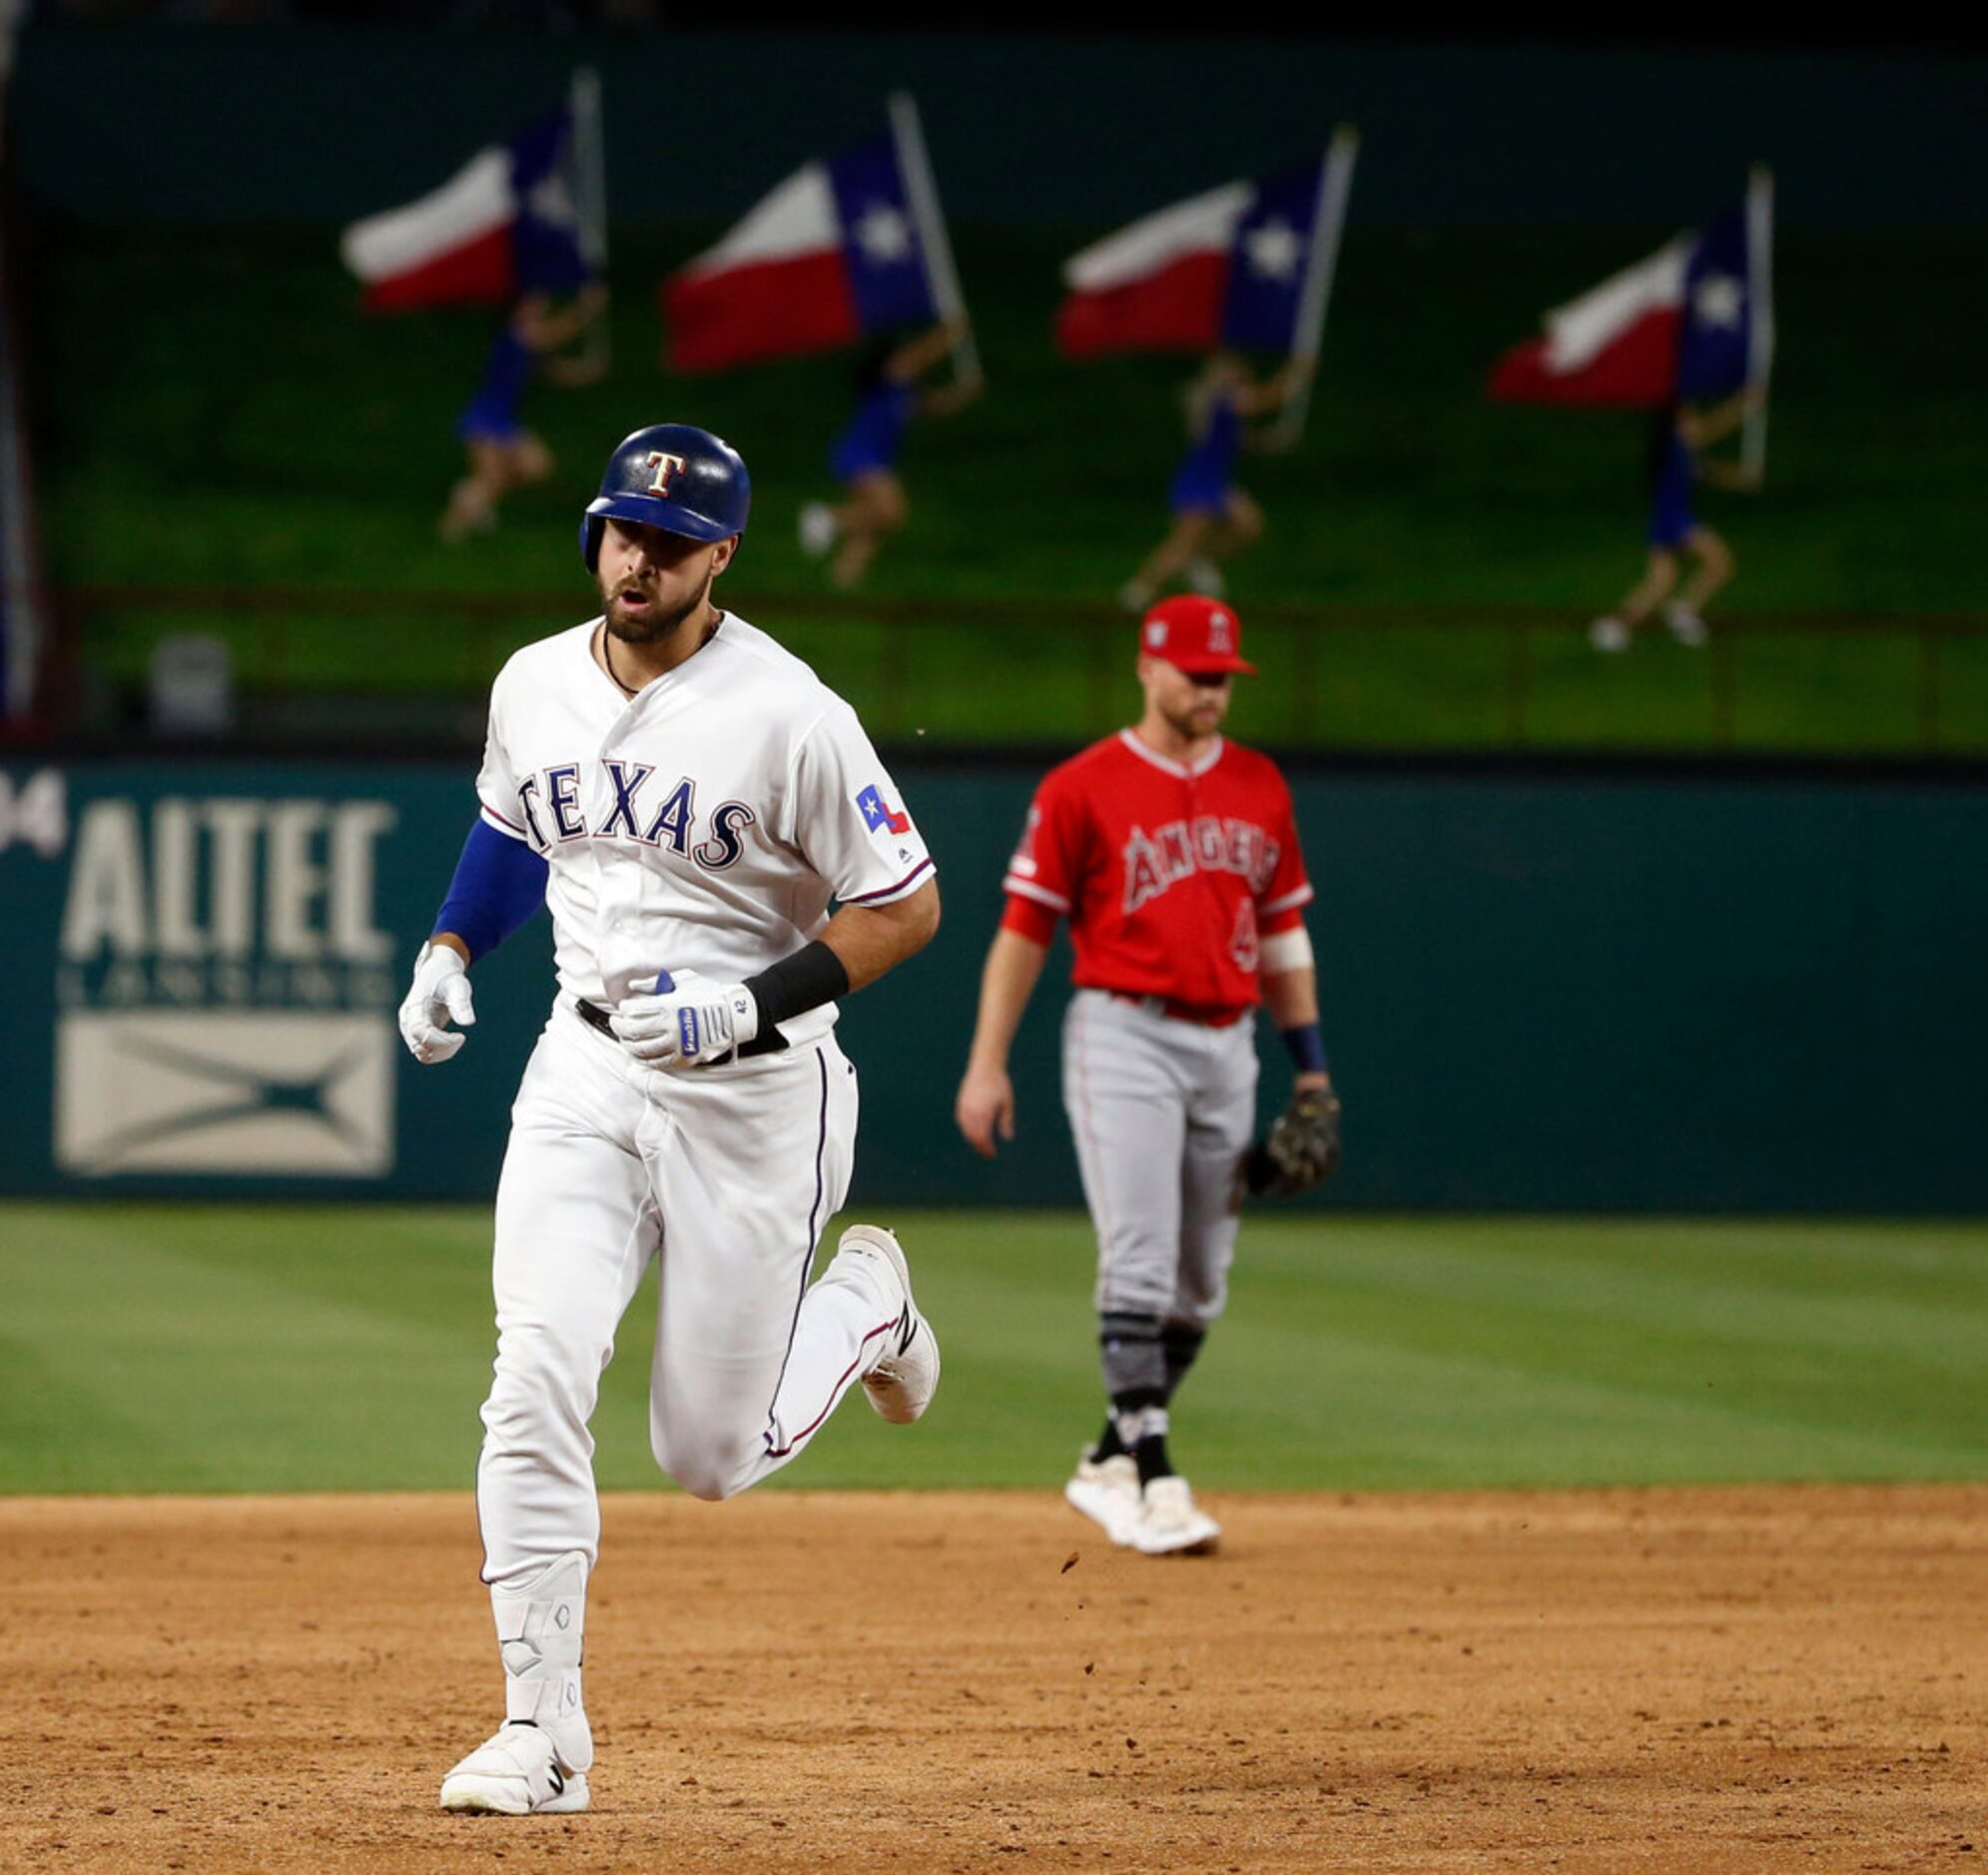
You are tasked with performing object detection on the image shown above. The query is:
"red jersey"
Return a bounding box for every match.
[999,729,1313,1014]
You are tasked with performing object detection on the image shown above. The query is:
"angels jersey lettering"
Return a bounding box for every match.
[476,613,934,1043]
[1000,729,1311,1012]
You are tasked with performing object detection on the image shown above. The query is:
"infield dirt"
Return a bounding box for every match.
[3,1487,1981,1873]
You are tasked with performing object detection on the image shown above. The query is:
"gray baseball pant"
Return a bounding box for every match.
[1059,988,1258,1381]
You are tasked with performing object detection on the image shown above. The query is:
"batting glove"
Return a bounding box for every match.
[398,940,476,1063]
[611,968,760,1069]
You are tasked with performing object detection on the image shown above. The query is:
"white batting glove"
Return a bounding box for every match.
[398,940,476,1063]
[611,968,759,1069]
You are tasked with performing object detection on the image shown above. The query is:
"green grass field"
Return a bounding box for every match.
[36,225,1988,752]
[4,1205,1983,1497]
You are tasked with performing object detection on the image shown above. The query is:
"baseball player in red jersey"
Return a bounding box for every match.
[955,596,1336,1556]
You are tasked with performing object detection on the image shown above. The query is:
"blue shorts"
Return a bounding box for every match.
[457,393,524,446]
[1169,468,1233,517]
[1647,491,1696,551]
[831,438,900,484]
[1648,433,1696,549]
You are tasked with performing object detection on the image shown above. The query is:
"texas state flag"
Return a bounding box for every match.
[662,128,942,373]
[340,108,590,312]
[1490,201,1763,407]
[1055,161,1328,359]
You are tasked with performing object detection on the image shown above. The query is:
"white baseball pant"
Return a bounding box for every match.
[476,1003,892,1584]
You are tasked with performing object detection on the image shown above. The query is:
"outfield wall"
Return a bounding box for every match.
[1,755,1980,1213]
[10,25,1985,231]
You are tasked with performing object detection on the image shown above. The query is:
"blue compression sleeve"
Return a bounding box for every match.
[432,818,548,962]
[1280,1021,1329,1076]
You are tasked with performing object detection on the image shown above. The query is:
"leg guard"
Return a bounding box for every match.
[1099,1311,1167,1401]
[491,1551,592,1773]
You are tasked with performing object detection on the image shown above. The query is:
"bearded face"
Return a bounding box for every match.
[595,520,733,644]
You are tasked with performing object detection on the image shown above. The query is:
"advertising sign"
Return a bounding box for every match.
[0,760,548,1199]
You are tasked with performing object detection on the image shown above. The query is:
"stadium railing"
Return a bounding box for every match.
[44,584,1988,757]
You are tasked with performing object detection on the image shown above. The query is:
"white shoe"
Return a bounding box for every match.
[1064,1449,1142,1547]
[439,1722,589,1815]
[1183,557,1226,598]
[1589,616,1631,653]
[799,501,838,557]
[1131,1475,1221,1557]
[835,1226,941,1424]
[1118,579,1155,614]
[1664,603,1708,647]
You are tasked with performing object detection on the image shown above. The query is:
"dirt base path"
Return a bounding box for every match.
[4,1487,1983,1873]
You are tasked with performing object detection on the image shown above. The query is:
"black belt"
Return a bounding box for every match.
[571,994,789,1056]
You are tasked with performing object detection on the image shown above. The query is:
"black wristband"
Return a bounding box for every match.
[741,940,851,1052]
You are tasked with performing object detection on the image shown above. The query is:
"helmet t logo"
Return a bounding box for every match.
[645,452,688,496]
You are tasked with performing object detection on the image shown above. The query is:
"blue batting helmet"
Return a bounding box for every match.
[580,423,751,571]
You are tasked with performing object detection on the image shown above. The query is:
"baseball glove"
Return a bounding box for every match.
[1240,1087,1343,1200]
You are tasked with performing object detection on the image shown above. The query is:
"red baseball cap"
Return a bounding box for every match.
[1138,595,1258,676]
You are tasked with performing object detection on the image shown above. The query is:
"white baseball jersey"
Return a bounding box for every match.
[474,612,935,1042]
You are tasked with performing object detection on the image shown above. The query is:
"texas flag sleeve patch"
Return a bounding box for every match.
[856,782,913,836]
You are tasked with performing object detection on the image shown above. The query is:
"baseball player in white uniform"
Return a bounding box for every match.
[397,423,942,1816]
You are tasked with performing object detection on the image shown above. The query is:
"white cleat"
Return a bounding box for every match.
[1664,603,1708,647]
[1131,1475,1222,1558]
[1064,1449,1143,1547]
[837,1226,941,1424]
[1588,615,1631,654]
[1117,579,1156,614]
[799,501,838,557]
[1183,557,1226,598]
[439,1721,589,1815]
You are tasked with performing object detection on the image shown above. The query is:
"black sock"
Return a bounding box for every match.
[1091,1416,1127,1463]
[1111,1400,1176,1486]
[1162,1324,1206,1399]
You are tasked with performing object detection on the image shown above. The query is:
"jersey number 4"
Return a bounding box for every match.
[1230,898,1259,972]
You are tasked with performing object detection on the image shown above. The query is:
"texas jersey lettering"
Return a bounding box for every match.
[509,761,756,872]
[477,615,934,1024]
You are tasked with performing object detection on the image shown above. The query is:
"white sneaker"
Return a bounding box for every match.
[835,1226,941,1424]
[1064,1449,1143,1547]
[799,501,838,557]
[439,1722,589,1815]
[1131,1475,1222,1557]
[1589,615,1631,654]
[1183,557,1226,598]
[1664,603,1708,647]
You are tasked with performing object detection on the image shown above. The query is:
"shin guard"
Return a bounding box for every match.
[491,1551,593,1772]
